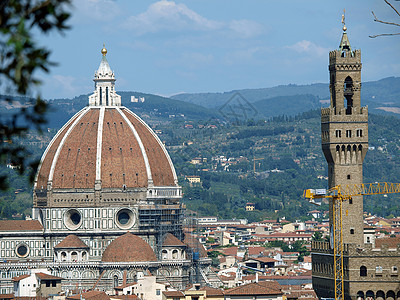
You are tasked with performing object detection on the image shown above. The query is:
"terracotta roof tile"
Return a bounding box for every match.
[163,233,185,246]
[67,291,110,300]
[224,281,282,296]
[163,291,184,297]
[199,286,224,296]
[54,234,89,249]
[375,236,400,249]
[12,274,30,282]
[184,234,207,258]
[102,232,156,262]
[110,295,140,300]
[35,272,63,280]
[0,220,43,232]
[36,106,176,190]
[252,257,277,263]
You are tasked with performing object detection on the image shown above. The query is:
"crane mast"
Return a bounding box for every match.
[304,182,400,300]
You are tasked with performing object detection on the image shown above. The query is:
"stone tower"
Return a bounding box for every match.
[313,17,400,300]
[321,21,368,245]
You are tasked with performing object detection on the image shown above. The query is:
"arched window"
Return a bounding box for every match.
[61,252,67,262]
[357,291,364,300]
[360,266,367,277]
[344,76,354,115]
[172,249,178,260]
[113,275,119,288]
[71,251,78,262]
[162,250,168,260]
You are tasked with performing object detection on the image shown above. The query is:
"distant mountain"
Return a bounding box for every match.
[2,77,399,130]
[1,92,219,129]
[254,94,320,118]
[171,77,400,116]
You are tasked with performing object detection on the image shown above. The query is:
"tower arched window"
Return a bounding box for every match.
[360,266,367,277]
[344,76,354,115]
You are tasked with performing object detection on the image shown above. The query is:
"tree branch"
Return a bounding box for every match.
[371,11,400,27]
[384,0,400,17]
[369,32,400,38]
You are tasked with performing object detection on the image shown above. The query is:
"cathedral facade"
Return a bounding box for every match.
[0,47,214,294]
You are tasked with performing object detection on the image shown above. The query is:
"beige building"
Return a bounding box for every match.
[312,19,400,300]
[245,203,255,211]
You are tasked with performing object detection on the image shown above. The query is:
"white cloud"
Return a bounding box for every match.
[72,0,121,22]
[122,0,263,38]
[229,19,264,38]
[122,1,221,35]
[286,40,329,57]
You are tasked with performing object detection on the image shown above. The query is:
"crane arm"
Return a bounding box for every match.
[304,182,400,203]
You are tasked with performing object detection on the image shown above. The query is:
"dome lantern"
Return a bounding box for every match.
[89,45,121,106]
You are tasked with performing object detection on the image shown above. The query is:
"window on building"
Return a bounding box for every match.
[347,175,351,180]
[356,129,363,137]
[156,289,161,296]
[376,266,383,274]
[46,281,50,287]
[346,130,352,138]
[336,130,341,138]
[360,266,367,277]
[350,229,354,234]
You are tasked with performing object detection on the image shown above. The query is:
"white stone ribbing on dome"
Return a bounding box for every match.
[96,107,105,182]
[47,107,90,188]
[34,107,88,189]
[116,107,154,187]
[124,109,179,186]
[89,47,121,107]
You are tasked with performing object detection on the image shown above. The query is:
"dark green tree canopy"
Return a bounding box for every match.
[0,0,71,189]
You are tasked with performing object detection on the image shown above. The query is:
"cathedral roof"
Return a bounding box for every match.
[54,234,89,249]
[0,220,43,232]
[183,233,207,258]
[162,233,185,247]
[102,232,157,263]
[35,48,177,191]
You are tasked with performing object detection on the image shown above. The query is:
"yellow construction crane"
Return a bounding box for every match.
[253,157,264,173]
[304,182,400,300]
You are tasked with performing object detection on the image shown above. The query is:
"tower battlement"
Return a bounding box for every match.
[329,49,361,64]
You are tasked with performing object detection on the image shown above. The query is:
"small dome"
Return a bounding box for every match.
[54,234,88,249]
[162,233,185,247]
[102,232,156,262]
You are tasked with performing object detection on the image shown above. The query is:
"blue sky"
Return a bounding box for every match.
[36,0,400,99]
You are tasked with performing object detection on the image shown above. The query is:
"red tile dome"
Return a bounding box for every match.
[35,106,176,190]
[35,48,177,192]
[102,232,156,262]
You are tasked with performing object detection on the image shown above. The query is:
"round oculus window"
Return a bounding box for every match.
[115,209,135,229]
[16,244,29,257]
[64,209,82,230]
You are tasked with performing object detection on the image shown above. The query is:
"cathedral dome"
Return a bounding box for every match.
[102,232,156,262]
[35,49,177,191]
